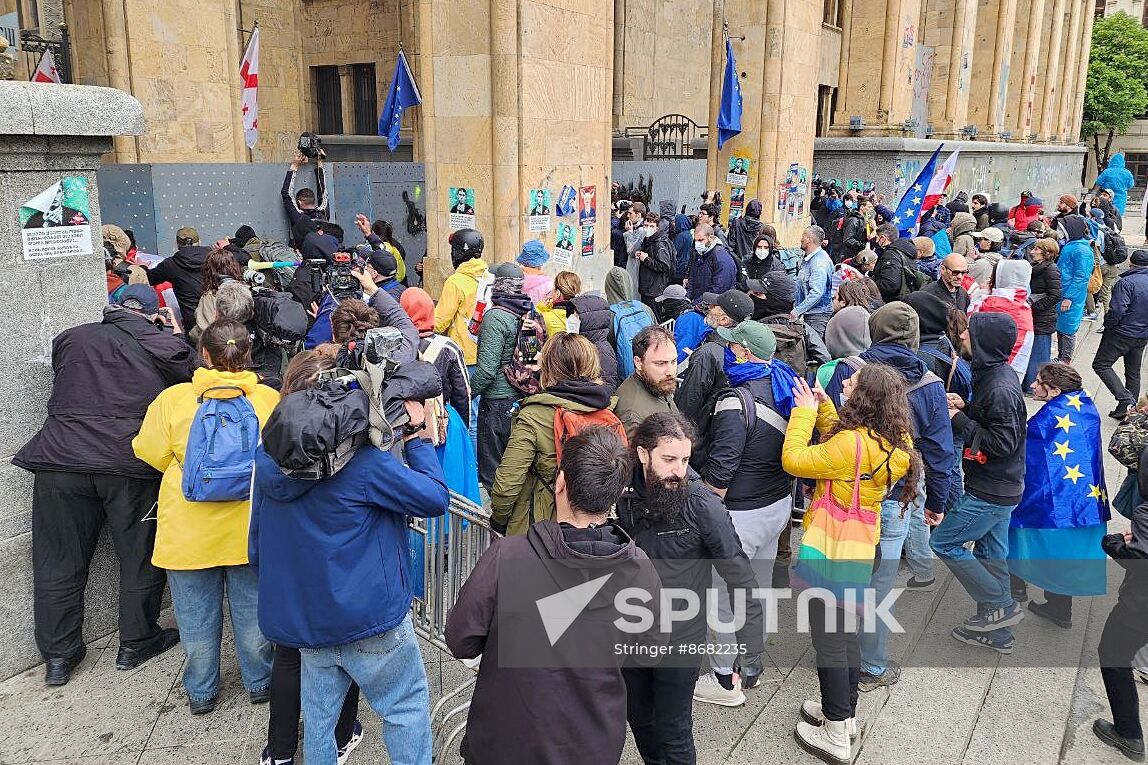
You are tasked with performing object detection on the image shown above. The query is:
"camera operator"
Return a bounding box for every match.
[251,354,450,765]
[13,285,198,687]
[284,138,329,247]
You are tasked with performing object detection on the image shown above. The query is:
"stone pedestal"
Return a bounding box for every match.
[0,81,143,680]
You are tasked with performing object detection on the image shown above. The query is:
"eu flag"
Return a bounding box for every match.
[378,50,422,152]
[717,39,742,149]
[1009,390,1110,597]
[892,145,942,237]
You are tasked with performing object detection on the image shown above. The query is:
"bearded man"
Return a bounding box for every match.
[614,325,679,440]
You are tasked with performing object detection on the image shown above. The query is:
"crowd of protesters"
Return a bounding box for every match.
[17,150,1148,765]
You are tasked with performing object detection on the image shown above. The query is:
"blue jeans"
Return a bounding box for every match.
[167,565,272,703]
[466,365,479,445]
[300,615,431,765]
[904,498,935,581]
[930,494,1017,640]
[1023,333,1053,392]
[946,436,965,513]
[860,497,914,676]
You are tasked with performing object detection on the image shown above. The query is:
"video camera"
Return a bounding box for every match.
[298,132,323,159]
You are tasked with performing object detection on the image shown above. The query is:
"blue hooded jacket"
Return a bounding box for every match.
[250,439,450,648]
[826,343,955,513]
[1055,215,1093,335]
[1096,153,1135,215]
[673,214,694,278]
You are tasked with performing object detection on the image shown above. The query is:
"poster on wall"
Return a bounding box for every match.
[527,189,552,232]
[579,186,597,226]
[726,156,750,188]
[580,226,594,257]
[554,223,575,266]
[728,187,745,222]
[20,177,93,260]
[448,187,476,231]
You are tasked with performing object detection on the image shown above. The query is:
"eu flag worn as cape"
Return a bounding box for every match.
[378,50,423,152]
[892,145,942,237]
[717,39,742,149]
[1008,390,1109,596]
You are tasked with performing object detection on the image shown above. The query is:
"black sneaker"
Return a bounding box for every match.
[1111,405,1131,421]
[904,576,936,592]
[951,626,1014,654]
[189,696,217,715]
[116,628,180,670]
[44,645,87,686]
[1093,719,1146,761]
[1027,600,1072,629]
[250,686,271,704]
[859,662,902,692]
[962,602,1024,632]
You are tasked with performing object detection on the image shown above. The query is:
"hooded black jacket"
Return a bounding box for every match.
[446,519,662,765]
[703,378,793,510]
[637,227,675,299]
[873,239,917,302]
[615,470,765,654]
[147,244,210,331]
[1028,259,1062,336]
[14,306,199,477]
[838,208,867,261]
[1102,445,1148,621]
[950,313,1027,506]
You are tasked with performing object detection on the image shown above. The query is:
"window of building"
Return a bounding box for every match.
[351,63,377,136]
[816,86,837,136]
[1124,152,1148,189]
[823,0,842,27]
[313,65,343,134]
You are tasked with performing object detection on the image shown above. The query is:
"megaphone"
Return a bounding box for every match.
[247,259,300,271]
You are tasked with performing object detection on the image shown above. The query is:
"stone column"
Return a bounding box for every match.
[97,0,138,162]
[967,0,1018,138]
[1038,0,1069,141]
[1053,0,1084,142]
[416,0,615,292]
[1068,0,1094,143]
[0,80,143,680]
[711,0,821,245]
[922,0,977,138]
[829,0,922,136]
[1004,0,1047,140]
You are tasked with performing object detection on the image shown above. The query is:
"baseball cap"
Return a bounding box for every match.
[1103,188,1115,195]
[701,289,754,324]
[175,226,199,245]
[855,249,878,267]
[716,320,777,360]
[115,284,160,315]
[972,228,1004,243]
[654,284,688,302]
[747,271,796,302]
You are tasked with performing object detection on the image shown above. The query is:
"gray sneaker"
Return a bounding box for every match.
[858,662,902,692]
[962,602,1024,632]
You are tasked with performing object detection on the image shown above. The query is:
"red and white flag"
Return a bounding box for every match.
[31,49,61,83]
[921,150,960,214]
[239,27,260,148]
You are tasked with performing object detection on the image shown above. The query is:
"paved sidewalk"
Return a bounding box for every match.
[0,320,1144,764]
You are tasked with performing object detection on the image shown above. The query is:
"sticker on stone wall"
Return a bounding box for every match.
[729,187,745,222]
[554,223,575,266]
[580,226,594,257]
[579,186,597,226]
[448,186,476,231]
[527,189,552,233]
[727,156,750,188]
[19,177,93,260]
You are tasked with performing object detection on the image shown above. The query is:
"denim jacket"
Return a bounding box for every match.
[794,248,834,316]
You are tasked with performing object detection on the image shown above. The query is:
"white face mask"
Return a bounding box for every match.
[754,247,769,260]
[694,240,709,254]
[643,226,656,237]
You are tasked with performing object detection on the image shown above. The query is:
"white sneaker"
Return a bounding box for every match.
[800,700,859,740]
[692,672,745,707]
[336,720,364,765]
[795,718,853,764]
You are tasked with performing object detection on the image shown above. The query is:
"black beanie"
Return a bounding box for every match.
[902,291,951,338]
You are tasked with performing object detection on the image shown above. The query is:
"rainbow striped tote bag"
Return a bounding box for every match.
[793,432,880,607]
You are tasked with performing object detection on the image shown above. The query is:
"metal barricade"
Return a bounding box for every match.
[408,492,494,762]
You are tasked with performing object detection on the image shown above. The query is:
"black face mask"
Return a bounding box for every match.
[751,296,772,320]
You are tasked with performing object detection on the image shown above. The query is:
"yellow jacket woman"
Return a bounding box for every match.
[132,319,278,714]
[434,255,489,365]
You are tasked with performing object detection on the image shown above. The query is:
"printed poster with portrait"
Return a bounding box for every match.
[448,187,476,231]
[554,223,575,266]
[527,188,552,232]
[579,186,597,226]
[580,226,594,257]
[728,187,745,222]
[726,155,750,188]
[20,177,93,260]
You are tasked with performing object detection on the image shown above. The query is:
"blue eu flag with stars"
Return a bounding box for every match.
[716,39,742,149]
[891,145,942,237]
[378,50,422,152]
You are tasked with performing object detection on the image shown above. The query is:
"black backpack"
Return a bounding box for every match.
[254,289,309,347]
[1103,230,1129,267]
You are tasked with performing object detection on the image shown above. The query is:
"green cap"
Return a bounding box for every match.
[716,320,777,361]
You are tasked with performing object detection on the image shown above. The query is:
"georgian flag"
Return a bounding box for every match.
[31,49,61,83]
[239,27,260,149]
[921,151,960,215]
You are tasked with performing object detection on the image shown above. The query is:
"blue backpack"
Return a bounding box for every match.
[181,387,260,502]
[610,301,654,379]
